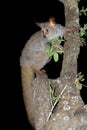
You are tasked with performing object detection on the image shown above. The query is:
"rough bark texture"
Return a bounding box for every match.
[31,0,87,129]
[32,74,51,130]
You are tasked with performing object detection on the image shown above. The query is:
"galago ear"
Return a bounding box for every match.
[35,22,44,28]
[49,17,56,27]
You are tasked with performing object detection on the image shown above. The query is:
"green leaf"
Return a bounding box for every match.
[51,97,57,103]
[45,48,50,53]
[76,82,82,90]
[45,48,53,56]
[49,84,54,94]
[47,41,52,46]
[53,53,59,62]
[48,49,54,56]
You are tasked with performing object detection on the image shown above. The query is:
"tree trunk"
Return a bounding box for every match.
[32,0,87,129]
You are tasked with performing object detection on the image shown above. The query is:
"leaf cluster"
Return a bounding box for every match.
[79,7,87,16]
[45,37,64,62]
[75,72,85,90]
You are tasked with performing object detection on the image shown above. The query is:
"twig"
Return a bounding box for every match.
[46,84,68,122]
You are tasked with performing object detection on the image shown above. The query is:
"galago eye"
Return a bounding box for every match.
[45,29,49,33]
[42,30,44,33]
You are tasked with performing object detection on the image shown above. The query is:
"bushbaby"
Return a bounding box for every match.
[20,17,76,127]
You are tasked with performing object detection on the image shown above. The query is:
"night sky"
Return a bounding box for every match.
[6,0,87,129]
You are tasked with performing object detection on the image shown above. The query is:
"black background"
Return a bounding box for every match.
[5,0,87,129]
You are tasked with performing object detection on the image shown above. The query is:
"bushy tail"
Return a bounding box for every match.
[21,65,35,127]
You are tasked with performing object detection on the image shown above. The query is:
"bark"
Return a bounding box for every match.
[32,74,51,130]
[32,0,87,129]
